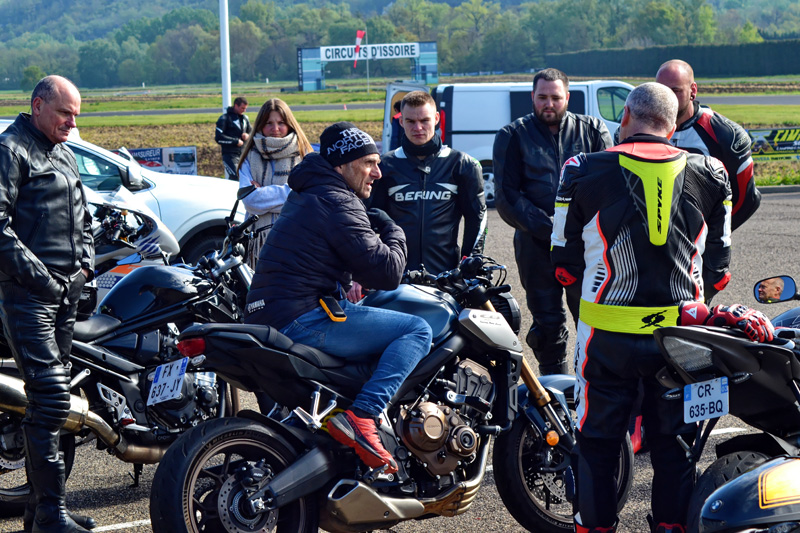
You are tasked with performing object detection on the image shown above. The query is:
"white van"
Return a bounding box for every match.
[383,80,634,206]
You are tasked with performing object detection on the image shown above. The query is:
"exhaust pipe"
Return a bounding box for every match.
[0,372,169,464]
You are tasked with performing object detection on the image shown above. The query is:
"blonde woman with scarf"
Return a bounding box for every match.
[237,98,312,269]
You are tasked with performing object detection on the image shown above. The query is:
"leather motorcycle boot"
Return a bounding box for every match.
[27,462,90,533]
[23,466,97,532]
[327,409,398,473]
[653,523,686,533]
[538,360,570,376]
[575,517,617,533]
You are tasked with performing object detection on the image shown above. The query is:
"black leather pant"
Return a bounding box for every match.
[222,152,241,181]
[0,276,83,529]
[514,230,579,374]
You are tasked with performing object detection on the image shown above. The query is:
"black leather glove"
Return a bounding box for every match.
[366,208,395,233]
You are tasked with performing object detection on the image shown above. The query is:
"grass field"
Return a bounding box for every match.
[5,75,795,184]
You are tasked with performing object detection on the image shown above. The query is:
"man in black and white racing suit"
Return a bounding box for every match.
[551,82,735,533]
[371,90,486,276]
[656,59,760,231]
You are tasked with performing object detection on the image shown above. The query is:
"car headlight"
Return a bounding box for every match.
[661,336,713,372]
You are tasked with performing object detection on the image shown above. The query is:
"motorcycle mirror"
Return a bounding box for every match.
[753,275,798,304]
[237,185,256,200]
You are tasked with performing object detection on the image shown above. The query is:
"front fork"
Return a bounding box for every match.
[482,300,576,449]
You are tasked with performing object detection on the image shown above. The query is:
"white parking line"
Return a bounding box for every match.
[95,519,151,532]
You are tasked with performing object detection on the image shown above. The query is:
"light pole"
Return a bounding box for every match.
[219,0,232,111]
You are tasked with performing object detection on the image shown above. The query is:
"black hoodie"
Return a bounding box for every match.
[245,153,407,330]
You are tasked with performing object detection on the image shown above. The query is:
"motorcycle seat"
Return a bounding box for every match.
[73,313,122,342]
[179,323,347,369]
[244,325,347,369]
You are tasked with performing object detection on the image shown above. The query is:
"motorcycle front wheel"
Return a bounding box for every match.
[149,417,318,533]
[493,403,633,533]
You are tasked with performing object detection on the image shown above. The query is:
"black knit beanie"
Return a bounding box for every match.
[319,122,379,167]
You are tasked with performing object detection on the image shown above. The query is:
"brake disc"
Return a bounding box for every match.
[217,470,277,533]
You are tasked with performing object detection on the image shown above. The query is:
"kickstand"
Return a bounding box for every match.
[128,463,143,488]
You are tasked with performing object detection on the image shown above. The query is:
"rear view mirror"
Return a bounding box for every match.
[754,276,798,304]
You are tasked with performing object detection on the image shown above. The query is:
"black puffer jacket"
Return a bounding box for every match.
[245,153,407,330]
[493,111,612,241]
[0,113,94,293]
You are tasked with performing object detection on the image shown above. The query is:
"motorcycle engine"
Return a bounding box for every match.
[147,372,219,429]
[397,360,492,477]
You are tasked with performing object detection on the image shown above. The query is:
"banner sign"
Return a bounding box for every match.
[320,42,420,63]
[750,127,800,161]
[126,147,198,175]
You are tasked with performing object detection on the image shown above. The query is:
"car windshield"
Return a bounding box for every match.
[71,146,125,191]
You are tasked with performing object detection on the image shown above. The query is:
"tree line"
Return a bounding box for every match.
[2,0,800,91]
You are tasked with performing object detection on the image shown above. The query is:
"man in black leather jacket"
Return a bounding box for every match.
[372,90,487,275]
[494,68,612,375]
[0,76,95,532]
[215,96,252,180]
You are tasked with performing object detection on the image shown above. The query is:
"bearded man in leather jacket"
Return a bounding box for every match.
[215,96,252,180]
[371,90,487,277]
[494,68,612,375]
[0,76,95,532]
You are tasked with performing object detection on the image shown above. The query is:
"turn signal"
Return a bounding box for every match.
[177,337,206,357]
[545,430,560,446]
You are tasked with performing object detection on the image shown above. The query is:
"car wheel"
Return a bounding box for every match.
[178,233,224,266]
[482,164,495,208]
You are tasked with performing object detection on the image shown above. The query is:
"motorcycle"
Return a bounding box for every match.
[652,275,800,532]
[148,254,634,533]
[80,185,180,317]
[0,200,258,513]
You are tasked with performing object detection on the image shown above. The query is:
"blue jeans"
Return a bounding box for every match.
[280,300,433,416]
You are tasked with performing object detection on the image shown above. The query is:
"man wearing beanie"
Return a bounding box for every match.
[245,122,432,474]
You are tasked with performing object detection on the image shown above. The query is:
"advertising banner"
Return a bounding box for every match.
[127,147,198,174]
[749,127,800,161]
[320,42,420,63]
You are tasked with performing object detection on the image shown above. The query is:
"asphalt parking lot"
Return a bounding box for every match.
[1,189,798,533]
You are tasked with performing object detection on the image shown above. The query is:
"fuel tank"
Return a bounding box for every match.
[98,265,210,322]
[360,284,460,344]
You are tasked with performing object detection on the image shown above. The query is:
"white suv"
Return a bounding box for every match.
[0,119,244,264]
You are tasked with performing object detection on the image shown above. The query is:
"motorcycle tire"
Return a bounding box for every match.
[149,417,318,533]
[687,450,768,532]
[493,401,634,533]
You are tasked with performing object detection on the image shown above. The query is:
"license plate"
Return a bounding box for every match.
[684,377,729,423]
[147,358,188,406]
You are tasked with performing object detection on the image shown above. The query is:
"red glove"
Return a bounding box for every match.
[706,304,775,343]
[678,302,774,343]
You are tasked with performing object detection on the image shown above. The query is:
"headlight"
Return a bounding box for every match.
[661,336,713,372]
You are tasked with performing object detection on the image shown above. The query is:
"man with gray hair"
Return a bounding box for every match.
[550,82,733,532]
[0,75,95,532]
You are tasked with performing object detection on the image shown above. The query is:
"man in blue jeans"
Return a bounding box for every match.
[245,122,432,473]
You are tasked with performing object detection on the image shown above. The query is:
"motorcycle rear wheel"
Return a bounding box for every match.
[149,417,318,533]
[493,401,633,533]
[687,450,768,532]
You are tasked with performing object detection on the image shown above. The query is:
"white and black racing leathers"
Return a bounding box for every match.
[372,145,487,275]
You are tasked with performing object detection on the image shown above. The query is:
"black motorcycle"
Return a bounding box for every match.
[0,209,257,513]
[652,275,800,532]
[148,254,633,533]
